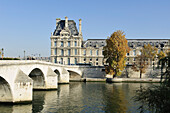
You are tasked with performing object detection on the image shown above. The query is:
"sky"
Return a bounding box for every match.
[0,0,170,57]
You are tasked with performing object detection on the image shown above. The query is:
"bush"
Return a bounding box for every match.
[0,58,20,60]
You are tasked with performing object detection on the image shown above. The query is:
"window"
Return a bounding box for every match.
[96,50,99,55]
[61,58,63,64]
[96,62,98,65]
[68,41,70,47]
[158,49,161,53]
[54,58,57,63]
[61,49,64,56]
[61,41,63,47]
[54,41,57,46]
[84,58,86,61]
[75,41,77,46]
[133,58,136,61]
[75,49,77,55]
[96,58,98,61]
[127,53,129,56]
[90,50,92,55]
[84,50,86,55]
[90,58,92,61]
[133,50,136,56]
[127,58,129,61]
[75,58,77,64]
[54,49,57,55]
[68,49,71,56]
[68,58,70,65]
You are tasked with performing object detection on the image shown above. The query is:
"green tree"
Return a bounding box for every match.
[103,30,130,77]
[132,44,158,78]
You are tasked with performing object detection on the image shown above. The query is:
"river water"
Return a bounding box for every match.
[0,82,156,113]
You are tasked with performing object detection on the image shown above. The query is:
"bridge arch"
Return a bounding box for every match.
[0,76,13,102]
[67,70,81,81]
[28,68,45,89]
[54,69,60,82]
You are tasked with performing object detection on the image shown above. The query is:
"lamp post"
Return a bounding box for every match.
[2,48,4,60]
[39,54,41,60]
[24,50,25,60]
[0,50,1,59]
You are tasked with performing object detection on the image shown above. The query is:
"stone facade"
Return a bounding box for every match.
[50,17,170,66]
[126,39,170,67]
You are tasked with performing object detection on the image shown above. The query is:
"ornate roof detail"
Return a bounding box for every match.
[53,20,79,36]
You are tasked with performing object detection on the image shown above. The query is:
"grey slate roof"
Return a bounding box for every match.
[83,39,169,48]
[83,39,106,47]
[53,20,79,36]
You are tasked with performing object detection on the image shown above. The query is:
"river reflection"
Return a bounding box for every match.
[0,82,157,113]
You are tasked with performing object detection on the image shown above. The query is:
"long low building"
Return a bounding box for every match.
[50,17,170,66]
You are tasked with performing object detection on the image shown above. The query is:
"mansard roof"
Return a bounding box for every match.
[83,39,106,48]
[53,20,79,36]
[83,38,169,48]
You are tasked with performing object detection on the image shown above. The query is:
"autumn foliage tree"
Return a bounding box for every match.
[141,44,158,64]
[132,44,158,78]
[157,51,166,60]
[103,30,130,77]
[132,54,149,78]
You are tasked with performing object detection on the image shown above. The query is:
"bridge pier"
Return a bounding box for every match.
[58,68,69,84]
[13,69,33,103]
[0,69,33,103]
[45,67,58,89]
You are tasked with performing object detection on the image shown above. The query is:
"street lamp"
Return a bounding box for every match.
[39,54,41,60]
[2,48,4,60]
[24,50,25,60]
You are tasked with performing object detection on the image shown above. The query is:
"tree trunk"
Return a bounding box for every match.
[113,69,117,78]
[160,62,163,82]
[125,66,129,78]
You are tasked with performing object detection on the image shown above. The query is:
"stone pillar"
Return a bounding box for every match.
[13,69,33,103]
[58,68,69,84]
[65,16,68,28]
[79,19,82,36]
[46,67,58,89]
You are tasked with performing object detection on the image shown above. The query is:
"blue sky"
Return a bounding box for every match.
[0,0,170,57]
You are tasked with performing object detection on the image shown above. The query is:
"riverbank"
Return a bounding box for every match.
[70,78,163,83]
[106,78,163,83]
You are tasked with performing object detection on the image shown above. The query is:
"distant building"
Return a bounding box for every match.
[50,17,170,66]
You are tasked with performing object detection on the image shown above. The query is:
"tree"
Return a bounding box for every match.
[157,51,166,82]
[157,51,166,60]
[158,52,169,82]
[132,44,158,78]
[141,44,158,65]
[132,54,148,78]
[133,52,170,113]
[103,30,130,77]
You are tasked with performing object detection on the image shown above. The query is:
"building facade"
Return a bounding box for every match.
[51,17,170,66]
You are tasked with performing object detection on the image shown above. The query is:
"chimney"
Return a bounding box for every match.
[79,19,82,36]
[65,16,68,28]
[56,18,61,26]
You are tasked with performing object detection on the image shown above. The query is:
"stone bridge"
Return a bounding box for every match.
[0,60,83,103]
[0,60,105,103]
